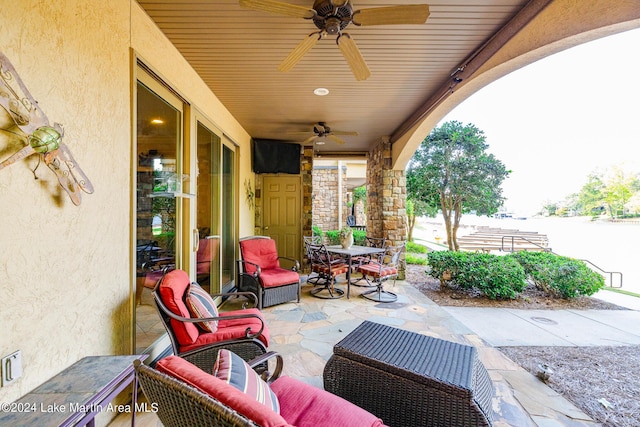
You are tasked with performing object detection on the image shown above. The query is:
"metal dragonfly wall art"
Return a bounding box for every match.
[0,52,93,206]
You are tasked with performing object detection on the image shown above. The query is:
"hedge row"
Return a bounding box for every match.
[427,251,604,300]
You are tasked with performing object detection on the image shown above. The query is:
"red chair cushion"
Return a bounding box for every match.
[196,238,213,275]
[156,356,291,427]
[259,268,300,288]
[312,263,349,277]
[158,270,200,345]
[357,264,398,278]
[180,308,270,353]
[159,270,270,351]
[240,238,280,273]
[271,376,387,427]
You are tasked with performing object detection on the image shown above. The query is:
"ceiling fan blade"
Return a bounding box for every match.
[332,0,350,6]
[328,135,347,145]
[302,135,317,145]
[353,5,430,26]
[332,130,358,136]
[278,33,321,72]
[337,33,371,81]
[239,0,316,19]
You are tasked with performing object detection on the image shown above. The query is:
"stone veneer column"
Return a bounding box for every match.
[312,164,347,232]
[367,139,407,278]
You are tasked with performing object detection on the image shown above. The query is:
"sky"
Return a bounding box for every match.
[440,28,640,216]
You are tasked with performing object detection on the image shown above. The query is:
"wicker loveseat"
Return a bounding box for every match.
[135,351,387,427]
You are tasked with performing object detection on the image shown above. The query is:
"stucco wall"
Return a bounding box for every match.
[0,0,253,406]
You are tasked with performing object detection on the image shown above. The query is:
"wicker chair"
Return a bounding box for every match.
[135,352,387,427]
[153,269,269,371]
[237,236,301,309]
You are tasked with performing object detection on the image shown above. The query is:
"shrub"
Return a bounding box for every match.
[406,241,428,254]
[325,228,366,245]
[427,251,527,300]
[510,252,605,298]
[406,253,428,265]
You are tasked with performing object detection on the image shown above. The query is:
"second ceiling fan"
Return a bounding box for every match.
[239,0,430,81]
[296,122,358,145]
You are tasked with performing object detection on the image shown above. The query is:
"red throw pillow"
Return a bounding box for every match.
[156,356,289,427]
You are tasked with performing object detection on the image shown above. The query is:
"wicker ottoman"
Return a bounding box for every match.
[323,321,494,427]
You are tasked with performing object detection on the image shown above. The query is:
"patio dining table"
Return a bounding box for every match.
[326,245,386,298]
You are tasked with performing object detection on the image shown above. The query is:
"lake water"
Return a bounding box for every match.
[415,215,640,293]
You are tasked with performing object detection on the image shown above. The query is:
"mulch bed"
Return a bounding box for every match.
[405,264,640,427]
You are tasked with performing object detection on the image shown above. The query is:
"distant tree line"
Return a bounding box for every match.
[542,165,640,218]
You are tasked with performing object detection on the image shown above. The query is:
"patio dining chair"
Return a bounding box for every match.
[309,244,349,299]
[237,236,301,309]
[153,269,269,371]
[304,235,323,284]
[356,244,405,303]
[351,236,387,286]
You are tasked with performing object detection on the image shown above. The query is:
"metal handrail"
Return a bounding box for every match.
[500,235,623,288]
[580,259,623,288]
[500,235,551,252]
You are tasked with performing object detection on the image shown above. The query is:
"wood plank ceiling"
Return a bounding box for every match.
[137,0,529,156]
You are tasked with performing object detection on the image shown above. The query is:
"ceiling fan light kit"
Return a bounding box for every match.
[240,0,430,81]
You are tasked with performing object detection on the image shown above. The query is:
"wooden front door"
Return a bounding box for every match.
[263,175,301,262]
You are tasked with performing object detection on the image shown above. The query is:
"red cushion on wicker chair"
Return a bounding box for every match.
[271,375,387,427]
[156,356,290,427]
[258,268,300,288]
[240,238,280,273]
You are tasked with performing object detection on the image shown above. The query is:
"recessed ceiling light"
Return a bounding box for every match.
[313,87,329,96]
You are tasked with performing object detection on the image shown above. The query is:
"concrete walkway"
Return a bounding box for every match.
[443,300,640,347]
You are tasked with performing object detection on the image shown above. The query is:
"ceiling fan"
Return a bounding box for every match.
[296,122,358,145]
[239,0,430,81]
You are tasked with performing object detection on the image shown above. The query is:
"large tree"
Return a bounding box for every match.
[407,121,509,250]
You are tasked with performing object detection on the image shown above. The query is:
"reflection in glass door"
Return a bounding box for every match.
[196,122,221,293]
[135,70,184,353]
[221,144,236,293]
[195,119,237,295]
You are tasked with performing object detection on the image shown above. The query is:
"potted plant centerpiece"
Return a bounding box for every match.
[339,226,354,249]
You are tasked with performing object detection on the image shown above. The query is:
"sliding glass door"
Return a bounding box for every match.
[133,66,239,353]
[195,116,237,295]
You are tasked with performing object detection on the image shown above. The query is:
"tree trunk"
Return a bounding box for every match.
[440,192,456,250]
[407,213,415,241]
[452,201,463,251]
